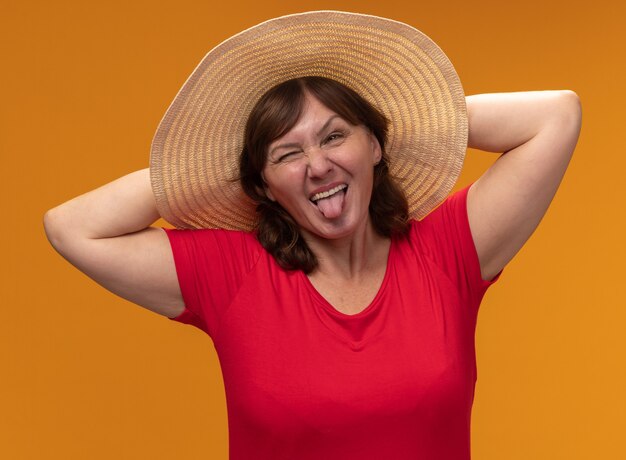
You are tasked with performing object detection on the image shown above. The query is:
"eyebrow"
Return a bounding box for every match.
[269,115,341,156]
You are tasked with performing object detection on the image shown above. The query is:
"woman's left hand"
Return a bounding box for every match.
[465,90,582,281]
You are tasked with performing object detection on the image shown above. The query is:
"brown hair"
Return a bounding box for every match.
[239,76,408,273]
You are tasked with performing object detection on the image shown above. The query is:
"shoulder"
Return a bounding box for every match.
[399,184,497,299]
[163,227,263,272]
[163,227,260,245]
[397,185,477,270]
[407,185,471,238]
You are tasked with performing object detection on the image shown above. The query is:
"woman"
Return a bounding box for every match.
[43,11,581,460]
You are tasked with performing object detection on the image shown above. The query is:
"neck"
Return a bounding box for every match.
[301,218,390,280]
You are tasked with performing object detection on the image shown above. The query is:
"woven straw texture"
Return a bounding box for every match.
[150,11,467,230]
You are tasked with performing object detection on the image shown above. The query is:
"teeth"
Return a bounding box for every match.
[311,184,347,202]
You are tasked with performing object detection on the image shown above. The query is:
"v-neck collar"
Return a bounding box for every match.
[298,236,397,349]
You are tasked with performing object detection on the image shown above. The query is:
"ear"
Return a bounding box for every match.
[260,172,276,201]
[265,187,276,201]
[369,132,382,165]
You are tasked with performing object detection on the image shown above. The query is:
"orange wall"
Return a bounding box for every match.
[2,0,624,458]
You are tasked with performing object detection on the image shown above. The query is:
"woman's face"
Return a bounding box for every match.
[262,92,382,241]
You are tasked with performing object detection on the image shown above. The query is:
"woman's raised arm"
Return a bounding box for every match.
[43,169,184,318]
[466,90,582,281]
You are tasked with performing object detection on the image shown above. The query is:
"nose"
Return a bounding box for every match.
[305,147,333,178]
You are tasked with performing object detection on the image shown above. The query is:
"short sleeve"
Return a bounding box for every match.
[410,184,501,310]
[163,228,261,337]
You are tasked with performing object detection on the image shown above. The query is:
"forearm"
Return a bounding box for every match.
[44,168,159,243]
[466,90,581,153]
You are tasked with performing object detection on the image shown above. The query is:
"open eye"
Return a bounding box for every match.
[324,131,345,144]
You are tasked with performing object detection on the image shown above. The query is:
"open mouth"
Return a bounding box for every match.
[310,184,348,203]
[310,184,348,219]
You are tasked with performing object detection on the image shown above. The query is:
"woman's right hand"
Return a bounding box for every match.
[43,168,185,318]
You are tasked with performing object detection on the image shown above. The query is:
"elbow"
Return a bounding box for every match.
[551,90,582,159]
[557,89,582,130]
[43,207,67,252]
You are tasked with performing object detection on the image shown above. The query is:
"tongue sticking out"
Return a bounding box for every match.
[315,190,346,219]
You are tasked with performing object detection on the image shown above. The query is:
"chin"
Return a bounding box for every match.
[304,211,369,241]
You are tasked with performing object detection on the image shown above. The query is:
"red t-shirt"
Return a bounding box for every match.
[164,185,498,459]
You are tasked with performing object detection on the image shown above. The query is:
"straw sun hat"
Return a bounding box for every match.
[150,10,467,230]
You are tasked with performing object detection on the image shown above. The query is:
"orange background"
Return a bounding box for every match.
[2,0,624,458]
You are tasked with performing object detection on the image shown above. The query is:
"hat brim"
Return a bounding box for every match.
[150,10,467,230]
